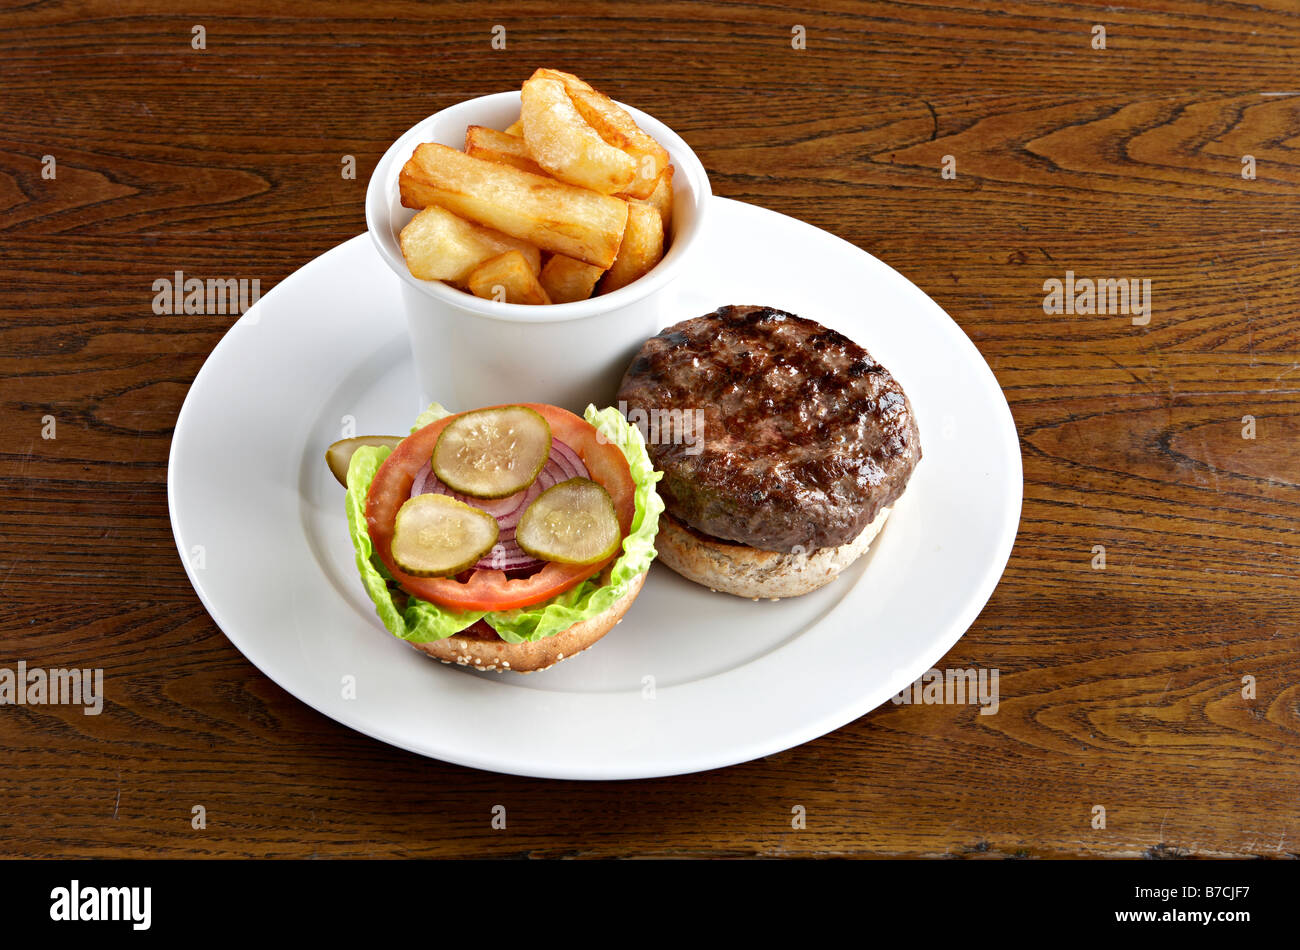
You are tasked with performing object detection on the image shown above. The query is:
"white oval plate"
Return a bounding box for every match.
[168,197,1022,780]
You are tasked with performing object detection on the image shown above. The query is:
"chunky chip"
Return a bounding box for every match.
[399,143,629,269]
[566,88,669,200]
[399,205,541,282]
[466,250,553,305]
[539,254,606,304]
[520,73,636,195]
[621,164,674,235]
[465,125,547,177]
[600,202,664,293]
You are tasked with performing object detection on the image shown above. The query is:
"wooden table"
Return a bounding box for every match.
[2,1,1296,859]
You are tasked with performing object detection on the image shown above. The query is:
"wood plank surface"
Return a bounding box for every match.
[0,0,1297,858]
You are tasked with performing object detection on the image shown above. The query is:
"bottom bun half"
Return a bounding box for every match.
[654,508,891,599]
[409,570,647,673]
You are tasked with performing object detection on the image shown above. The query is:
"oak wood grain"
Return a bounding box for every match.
[1,0,1297,859]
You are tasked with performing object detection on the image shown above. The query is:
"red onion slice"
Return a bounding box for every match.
[411,464,431,497]
[550,438,588,479]
[468,488,529,518]
[411,463,521,512]
[496,479,543,531]
[406,437,590,573]
[476,538,538,572]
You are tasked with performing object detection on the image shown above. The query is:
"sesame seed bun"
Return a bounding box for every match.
[653,508,891,599]
[408,570,647,673]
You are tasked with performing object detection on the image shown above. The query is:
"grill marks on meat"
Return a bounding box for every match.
[618,305,920,553]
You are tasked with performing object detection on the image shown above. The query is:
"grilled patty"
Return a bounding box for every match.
[617,305,921,553]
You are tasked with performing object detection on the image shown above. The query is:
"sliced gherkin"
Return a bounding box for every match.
[432,406,551,499]
[391,494,499,577]
[516,478,621,565]
[326,435,405,487]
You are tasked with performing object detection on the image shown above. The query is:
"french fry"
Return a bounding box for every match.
[539,254,605,304]
[520,73,636,195]
[647,164,674,234]
[530,67,594,92]
[536,69,667,200]
[464,125,547,176]
[565,86,669,199]
[503,119,524,136]
[621,163,674,235]
[399,205,541,282]
[600,202,663,293]
[399,143,629,269]
[467,250,552,305]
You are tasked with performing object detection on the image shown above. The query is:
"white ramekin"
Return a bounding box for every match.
[366,90,712,413]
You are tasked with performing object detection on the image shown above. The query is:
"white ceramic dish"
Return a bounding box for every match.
[367,91,711,413]
[168,197,1022,780]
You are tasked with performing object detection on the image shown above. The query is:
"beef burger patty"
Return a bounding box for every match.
[618,304,921,554]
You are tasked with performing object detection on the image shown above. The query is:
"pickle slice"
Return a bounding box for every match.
[326,435,405,487]
[432,405,551,498]
[516,478,621,565]
[391,493,500,577]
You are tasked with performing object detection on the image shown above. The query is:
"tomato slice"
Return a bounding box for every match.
[366,404,636,613]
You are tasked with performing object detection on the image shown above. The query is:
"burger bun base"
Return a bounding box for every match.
[655,508,891,599]
[410,570,646,673]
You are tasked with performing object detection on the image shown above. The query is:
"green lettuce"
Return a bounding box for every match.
[408,402,453,433]
[344,403,663,644]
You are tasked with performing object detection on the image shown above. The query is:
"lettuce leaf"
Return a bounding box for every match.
[344,403,663,644]
[345,441,486,641]
[409,402,452,433]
